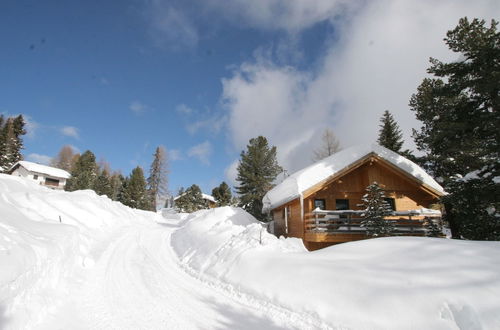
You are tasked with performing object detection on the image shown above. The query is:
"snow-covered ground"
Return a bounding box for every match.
[1,174,500,329]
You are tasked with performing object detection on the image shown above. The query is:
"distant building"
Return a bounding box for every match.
[173,193,217,209]
[8,161,71,190]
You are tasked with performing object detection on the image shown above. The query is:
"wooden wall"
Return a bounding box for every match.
[272,199,303,238]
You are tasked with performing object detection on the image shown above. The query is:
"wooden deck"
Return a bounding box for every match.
[304,209,442,243]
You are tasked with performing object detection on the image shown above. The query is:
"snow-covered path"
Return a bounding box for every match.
[37,221,318,330]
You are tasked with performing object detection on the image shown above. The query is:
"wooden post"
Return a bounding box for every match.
[315,211,319,231]
[347,213,351,232]
[59,215,62,223]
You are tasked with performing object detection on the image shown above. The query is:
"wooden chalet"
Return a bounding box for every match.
[262,144,446,251]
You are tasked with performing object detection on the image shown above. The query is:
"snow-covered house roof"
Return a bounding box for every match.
[9,161,71,179]
[262,144,445,212]
[174,192,216,203]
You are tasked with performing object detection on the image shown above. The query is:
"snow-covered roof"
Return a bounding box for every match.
[10,161,71,179]
[173,192,216,203]
[262,144,445,212]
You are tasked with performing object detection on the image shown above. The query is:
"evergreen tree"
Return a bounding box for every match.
[0,115,26,172]
[93,168,113,197]
[423,217,443,237]
[377,110,404,153]
[110,172,125,201]
[236,136,282,220]
[212,182,232,206]
[50,145,78,172]
[175,184,206,212]
[65,150,98,191]
[147,146,169,211]
[409,18,500,239]
[312,128,342,161]
[119,167,150,210]
[359,182,394,237]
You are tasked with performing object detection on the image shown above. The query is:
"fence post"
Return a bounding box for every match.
[315,211,319,231]
[347,213,351,232]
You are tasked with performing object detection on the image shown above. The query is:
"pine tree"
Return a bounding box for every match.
[110,172,125,201]
[312,128,342,161]
[0,115,26,172]
[175,184,206,212]
[51,145,78,172]
[377,110,404,153]
[359,182,394,237]
[410,18,500,239]
[147,146,169,211]
[119,167,150,210]
[212,182,232,206]
[93,168,113,197]
[65,150,98,191]
[236,136,282,220]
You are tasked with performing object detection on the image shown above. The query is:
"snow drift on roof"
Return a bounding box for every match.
[262,144,445,212]
[174,193,216,202]
[11,161,71,179]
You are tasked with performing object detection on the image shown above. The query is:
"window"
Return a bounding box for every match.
[44,178,60,187]
[384,198,396,211]
[335,199,349,210]
[33,174,38,180]
[314,199,326,210]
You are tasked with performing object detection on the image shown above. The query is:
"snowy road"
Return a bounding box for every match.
[37,221,322,330]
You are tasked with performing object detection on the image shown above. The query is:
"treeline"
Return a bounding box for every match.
[0,114,26,172]
[54,145,168,211]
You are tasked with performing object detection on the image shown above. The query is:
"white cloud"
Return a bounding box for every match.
[186,116,226,135]
[187,141,213,165]
[201,0,354,32]
[27,153,52,165]
[60,126,79,139]
[176,104,194,116]
[220,0,498,174]
[224,159,239,187]
[129,101,148,115]
[169,149,183,161]
[146,1,198,49]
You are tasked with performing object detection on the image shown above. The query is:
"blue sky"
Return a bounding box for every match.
[1,0,496,195]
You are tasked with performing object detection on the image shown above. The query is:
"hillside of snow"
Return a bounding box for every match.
[1,174,500,329]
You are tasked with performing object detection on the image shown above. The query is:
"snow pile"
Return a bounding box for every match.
[171,207,500,329]
[0,174,158,329]
[263,144,446,211]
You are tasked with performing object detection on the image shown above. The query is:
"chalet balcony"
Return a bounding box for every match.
[304,209,443,243]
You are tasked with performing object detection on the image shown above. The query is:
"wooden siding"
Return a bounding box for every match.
[272,199,303,238]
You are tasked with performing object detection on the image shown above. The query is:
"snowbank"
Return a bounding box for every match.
[171,207,500,329]
[0,174,158,329]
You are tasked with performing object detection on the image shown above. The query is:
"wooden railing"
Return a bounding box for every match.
[305,209,442,235]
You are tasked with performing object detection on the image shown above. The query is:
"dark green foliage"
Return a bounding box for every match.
[212,182,232,206]
[236,136,282,221]
[424,217,443,237]
[119,167,150,210]
[175,184,207,212]
[359,182,394,237]
[147,146,168,211]
[93,168,113,198]
[65,150,98,191]
[410,17,500,239]
[377,110,404,153]
[0,115,26,172]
